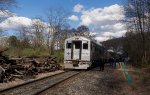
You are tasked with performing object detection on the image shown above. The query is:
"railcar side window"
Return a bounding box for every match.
[83,43,88,49]
[66,43,71,49]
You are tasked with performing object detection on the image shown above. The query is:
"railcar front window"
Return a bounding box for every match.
[66,43,71,49]
[83,43,88,49]
[75,42,81,49]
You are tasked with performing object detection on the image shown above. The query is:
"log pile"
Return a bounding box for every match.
[0,49,60,83]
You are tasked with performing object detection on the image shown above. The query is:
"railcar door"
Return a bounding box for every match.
[72,41,82,60]
[81,41,90,61]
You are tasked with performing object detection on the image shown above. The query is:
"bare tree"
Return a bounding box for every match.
[76,25,95,39]
[0,0,17,37]
[124,0,150,66]
[17,26,31,48]
[77,25,89,32]
[45,7,69,55]
[32,18,45,47]
[17,18,46,48]
[8,35,19,48]
[18,26,29,39]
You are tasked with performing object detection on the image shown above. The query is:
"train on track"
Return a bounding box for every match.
[64,36,106,69]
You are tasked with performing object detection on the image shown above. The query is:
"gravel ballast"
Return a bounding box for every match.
[0,70,64,90]
[40,67,133,95]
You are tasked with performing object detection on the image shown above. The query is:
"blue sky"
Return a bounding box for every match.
[15,0,123,17]
[13,0,123,27]
[0,0,126,42]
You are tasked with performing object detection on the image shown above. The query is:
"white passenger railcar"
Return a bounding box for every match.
[64,36,105,69]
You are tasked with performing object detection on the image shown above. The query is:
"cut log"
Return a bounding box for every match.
[0,66,5,82]
[14,69,23,75]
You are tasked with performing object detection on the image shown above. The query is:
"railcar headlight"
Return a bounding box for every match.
[66,61,71,64]
[80,62,86,65]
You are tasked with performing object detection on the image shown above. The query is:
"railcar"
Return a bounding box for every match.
[64,36,105,69]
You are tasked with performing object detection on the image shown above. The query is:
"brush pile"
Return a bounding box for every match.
[0,49,60,83]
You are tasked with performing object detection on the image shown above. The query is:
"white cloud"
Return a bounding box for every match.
[0,10,16,17]
[0,16,32,30]
[73,4,84,12]
[68,15,79,21]
[102,30,126,37]
[78,4,126,42]
[0,16,49,32]
[95,30,126,42]
[80,4,124,26]
[95,36,110,42]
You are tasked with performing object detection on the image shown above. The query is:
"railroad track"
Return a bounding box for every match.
[0,71,80,95]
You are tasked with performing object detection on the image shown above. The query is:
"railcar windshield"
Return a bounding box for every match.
[66,41,89,49]
[74,41,81,49]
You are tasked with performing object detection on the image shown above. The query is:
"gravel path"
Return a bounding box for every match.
[40,67,126,95]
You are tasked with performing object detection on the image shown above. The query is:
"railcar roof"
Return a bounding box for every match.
[65,36,90,41]
[92,40,103,46]
[65,36,102,46]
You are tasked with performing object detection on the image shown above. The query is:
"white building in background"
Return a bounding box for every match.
[54,40,60,50]
[0,36,9,46]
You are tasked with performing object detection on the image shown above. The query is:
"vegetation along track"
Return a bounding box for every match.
[0,71,80,95]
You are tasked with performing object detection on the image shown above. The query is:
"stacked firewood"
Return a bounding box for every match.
[0,49,60,83]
